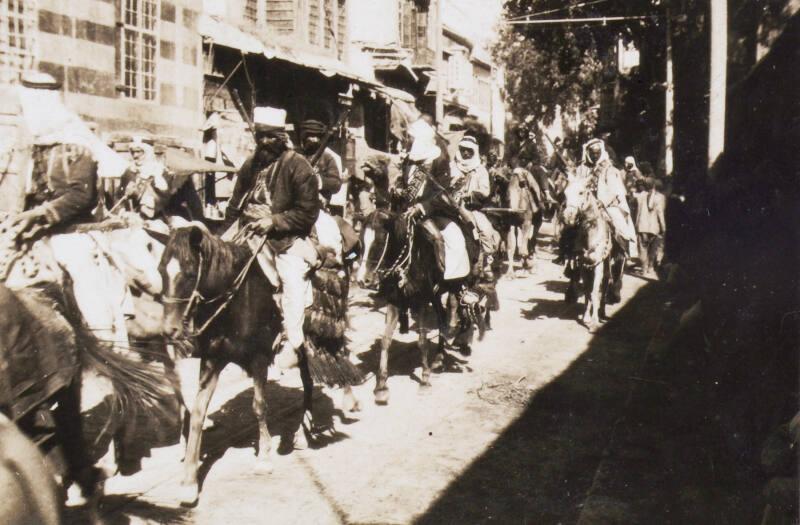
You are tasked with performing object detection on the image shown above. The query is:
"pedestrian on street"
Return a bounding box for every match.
[633,177,666,277]
[623,156,644,195]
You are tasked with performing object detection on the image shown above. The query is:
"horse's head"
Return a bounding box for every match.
[356,210,395,287]
[561,176,595,226]
[158,226,206,339]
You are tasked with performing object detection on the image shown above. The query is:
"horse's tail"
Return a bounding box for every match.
[75,325,171,435]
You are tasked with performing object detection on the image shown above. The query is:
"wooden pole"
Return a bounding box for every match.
[708,0,727,171]
[435,0,445,127]
[665,6,674,176]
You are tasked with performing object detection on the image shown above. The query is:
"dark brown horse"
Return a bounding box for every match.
[159,226,288,506]
[159,226,362,505]
[359,212,486,405]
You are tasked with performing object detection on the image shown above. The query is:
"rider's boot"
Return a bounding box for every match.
[433,236,446,275]
[444,290,460,346]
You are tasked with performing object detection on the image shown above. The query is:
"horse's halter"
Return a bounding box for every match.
[162,252,207,334]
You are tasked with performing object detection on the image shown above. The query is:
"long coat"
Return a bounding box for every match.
[226,150,320,253]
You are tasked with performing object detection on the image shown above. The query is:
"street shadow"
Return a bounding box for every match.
[196,382,349,489]
[65,496,193,525]
[542,279,569,295]
[357,338,471,386]
[521,297,581,321]
[415,283,668,525]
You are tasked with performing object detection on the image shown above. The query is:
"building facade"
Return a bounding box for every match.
[349,0,505,145]
[0,0,205,147]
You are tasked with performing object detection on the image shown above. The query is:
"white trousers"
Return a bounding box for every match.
[272,238,316,349]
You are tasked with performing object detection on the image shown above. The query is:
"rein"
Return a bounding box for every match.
[163,235,268,337]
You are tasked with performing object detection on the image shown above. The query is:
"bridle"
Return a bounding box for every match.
[161,251,210,336]
[162,235,267,337]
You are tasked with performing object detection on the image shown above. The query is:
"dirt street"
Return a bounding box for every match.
[71,223,663,525]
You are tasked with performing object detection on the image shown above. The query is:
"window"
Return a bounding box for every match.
[244,0,258,23]
[0,0,37,85]
[120,0,158,101]
[323,0,333,50]
[308,0,320,45]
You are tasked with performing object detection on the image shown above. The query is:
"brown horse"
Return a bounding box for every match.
[561,176,626,329]
[159,226,362,506]
[360,212,486,405]
[500,168,543,276]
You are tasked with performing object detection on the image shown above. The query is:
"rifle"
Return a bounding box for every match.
[544,133,573,173]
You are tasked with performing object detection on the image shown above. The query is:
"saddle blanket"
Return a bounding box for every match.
[442,221,470,281]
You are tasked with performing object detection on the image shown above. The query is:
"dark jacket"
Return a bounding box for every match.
[25,144,97,226]
[226,150,320,253]
[316,148,343,200]
[395,141,457,220]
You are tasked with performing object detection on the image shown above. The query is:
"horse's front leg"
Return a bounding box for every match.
[580,266,593,326]
[506,227,517,276]
[179,358,221,506]
[587,263,604,329]
[418,313,432,388]
[375,304,399,405]
[250,353,276,467]
[295,352,314,449]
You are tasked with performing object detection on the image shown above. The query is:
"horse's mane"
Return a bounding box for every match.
[167,227,251,283]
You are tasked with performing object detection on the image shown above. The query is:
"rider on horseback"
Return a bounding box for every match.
[6,72,132,352]
[572,138,638,259]
[224,107,320,370]
[393,117,476,345]
[450,135,499,278]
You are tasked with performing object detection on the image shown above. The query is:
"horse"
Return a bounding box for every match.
[359,211,487,405]
[159,226,362,506]
[0,283,169,521]
[560,176,626,329]
[494,168,543,276]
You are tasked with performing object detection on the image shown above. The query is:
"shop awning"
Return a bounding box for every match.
[375,85,417,104]
[164,147,237,175]
[198,14,265,54]
[199,15,378,87]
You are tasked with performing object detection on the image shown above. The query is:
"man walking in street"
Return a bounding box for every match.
[633,177,666,277]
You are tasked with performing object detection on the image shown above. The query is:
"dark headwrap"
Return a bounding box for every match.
[301,119,327,136]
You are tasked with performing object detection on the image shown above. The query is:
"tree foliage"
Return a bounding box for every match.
[494,0,665,154]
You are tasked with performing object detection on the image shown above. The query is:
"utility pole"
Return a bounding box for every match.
[708,0,727,171]
[435,0,445,127]
[664,5,674,176]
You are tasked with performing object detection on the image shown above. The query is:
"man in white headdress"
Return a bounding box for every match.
[6,71,132,351]
[574,138,638,258]
[117,137,169,218]
[450,135,499,276]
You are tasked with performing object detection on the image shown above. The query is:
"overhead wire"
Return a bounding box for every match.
[504,0,611,22]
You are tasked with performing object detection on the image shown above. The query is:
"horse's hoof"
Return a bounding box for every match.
[342,393,361,413]
[294,427,309,450]
[420,372,432,388]
[255,456,275,472]
[177,483,199,507]
[374,388,390,405]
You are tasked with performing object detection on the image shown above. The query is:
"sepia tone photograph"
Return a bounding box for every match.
[0,0,796,523]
